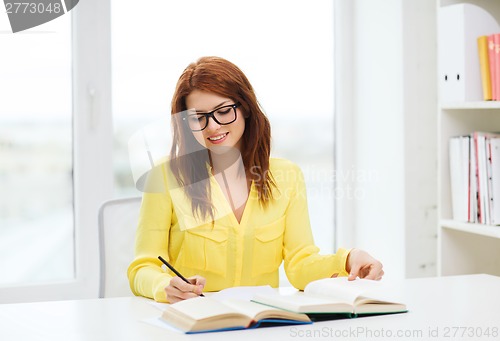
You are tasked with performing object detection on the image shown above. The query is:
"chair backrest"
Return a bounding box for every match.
[98,196,142,298]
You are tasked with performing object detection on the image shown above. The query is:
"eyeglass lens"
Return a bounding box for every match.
[187,104,237,131]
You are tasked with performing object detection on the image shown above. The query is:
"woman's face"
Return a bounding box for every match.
[185,90,245,153]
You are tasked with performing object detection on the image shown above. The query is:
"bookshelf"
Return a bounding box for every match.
[438,0,500,276]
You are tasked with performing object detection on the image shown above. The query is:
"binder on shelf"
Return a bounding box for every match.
[438,4,500,102]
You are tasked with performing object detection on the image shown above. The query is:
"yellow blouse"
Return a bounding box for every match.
[127,158,350,302]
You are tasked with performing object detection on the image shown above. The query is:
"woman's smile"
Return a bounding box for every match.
[207,132,229,143]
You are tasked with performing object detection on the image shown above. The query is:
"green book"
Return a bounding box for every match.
[251,277,408,320]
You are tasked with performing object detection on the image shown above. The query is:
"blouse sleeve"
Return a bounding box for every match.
[127,165,174,302]
[282,163,351,290]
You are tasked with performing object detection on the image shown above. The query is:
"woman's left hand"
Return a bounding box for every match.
[346,249,384,281]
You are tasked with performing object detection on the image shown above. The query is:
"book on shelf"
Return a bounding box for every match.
[488,35,497,100]
[480,33,500,102]
[251,277,407,320]
[489,138,500,224]
[160,296,311,334]
[449,132,500,225]
[494,34,500,101]
[478,36,492,100]
[449,136,470,222]
[469,135,478,223]
[474,132,490,224]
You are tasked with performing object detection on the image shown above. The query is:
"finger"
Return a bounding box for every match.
[165,285,183,303]
[171,276,198,293]
[166,280,201,302]
[330,273,339,278]
[166,286,199,303]
[375,269,385,281]
[189,275,206,287]
[348,264,361,281]
[362,263,383,280]
[188,275,206,295]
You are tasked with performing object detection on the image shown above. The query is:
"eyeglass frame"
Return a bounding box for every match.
[183,102,241,132]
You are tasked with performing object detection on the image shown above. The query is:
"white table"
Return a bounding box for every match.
[0,274,499,340]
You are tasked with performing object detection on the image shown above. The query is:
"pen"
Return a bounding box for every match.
[158,256,205,297]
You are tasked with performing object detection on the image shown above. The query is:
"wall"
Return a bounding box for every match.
[402,0,438,278]
[335,0,437,279]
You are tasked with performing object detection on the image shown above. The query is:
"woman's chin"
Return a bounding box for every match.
[208,145,236,155]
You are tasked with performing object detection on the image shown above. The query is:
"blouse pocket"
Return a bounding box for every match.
[182,225,228,277]
[252,216,286,277]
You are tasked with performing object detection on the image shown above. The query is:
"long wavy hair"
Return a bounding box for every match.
[170,56,275,221]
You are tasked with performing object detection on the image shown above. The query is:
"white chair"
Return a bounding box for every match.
[98,196,142,298]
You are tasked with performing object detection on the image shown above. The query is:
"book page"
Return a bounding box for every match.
[210,285,276,302]
[166,296,245,320]
[304,277,402,305]
[251,291,353,314]
[162,296,254,332]
[222,299,309,322]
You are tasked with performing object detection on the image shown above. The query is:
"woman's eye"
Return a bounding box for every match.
[188,115,204,122]
[216,108,231,115]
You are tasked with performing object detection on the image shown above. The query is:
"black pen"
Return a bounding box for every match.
[158,256,205,297]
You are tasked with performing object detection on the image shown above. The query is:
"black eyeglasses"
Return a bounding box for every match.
[184,102,241,131]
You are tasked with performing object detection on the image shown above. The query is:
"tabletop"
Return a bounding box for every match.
[0,274,499,341]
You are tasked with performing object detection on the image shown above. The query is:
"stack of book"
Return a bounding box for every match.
[160,278,407,334]
[478,34,500,101]
[449,132,500,225]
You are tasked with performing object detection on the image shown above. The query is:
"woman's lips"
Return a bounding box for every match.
[207,132,228,144]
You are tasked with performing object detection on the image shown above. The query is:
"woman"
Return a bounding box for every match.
[127,56,383,303]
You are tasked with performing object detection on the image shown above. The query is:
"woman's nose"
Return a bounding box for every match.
[205,116,221,131]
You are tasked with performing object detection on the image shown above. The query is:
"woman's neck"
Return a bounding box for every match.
[209,147,246,179]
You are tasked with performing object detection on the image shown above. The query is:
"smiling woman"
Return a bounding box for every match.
[126,56,384,304]
[111,0,336,256]
[185,91,246,151]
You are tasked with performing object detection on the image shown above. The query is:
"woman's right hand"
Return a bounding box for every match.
[165,275,206,303]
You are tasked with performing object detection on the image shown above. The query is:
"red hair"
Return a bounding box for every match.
[170,56,275,220]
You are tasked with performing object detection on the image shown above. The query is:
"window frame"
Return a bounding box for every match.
[0,0,113,303]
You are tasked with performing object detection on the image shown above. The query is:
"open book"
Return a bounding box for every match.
[251,277,407,319]
[160,296,311,333]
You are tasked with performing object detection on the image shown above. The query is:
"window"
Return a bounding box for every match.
[0,1,113,302]
[111,0,335,252]
[0,14,74,287]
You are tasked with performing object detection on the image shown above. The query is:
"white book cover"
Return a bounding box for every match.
[475,133,490,224]
[449,136,469,222]
[469,137,478,223]
[486,137,495,225]
[489,138,500,225]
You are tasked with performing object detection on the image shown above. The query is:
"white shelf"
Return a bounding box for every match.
[441,219,500,239]
[441,101,500,110]
[437,0,500,276]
